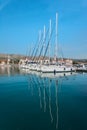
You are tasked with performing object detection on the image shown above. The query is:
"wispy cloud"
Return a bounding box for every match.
[0,0,10,11]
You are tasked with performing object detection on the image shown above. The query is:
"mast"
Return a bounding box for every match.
[43,25,46,57]
[55,13,58,62]
[38,30,41,62]
[49,19,51,65]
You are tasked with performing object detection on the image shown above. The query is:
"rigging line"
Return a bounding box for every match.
[36,27,49,63]
[29,32,43,61]
[42,23,55,61]
[32,36,39,56]
[30,36,39,59]
[32,32,43,61]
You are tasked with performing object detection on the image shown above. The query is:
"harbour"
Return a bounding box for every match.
[0,0,87,129]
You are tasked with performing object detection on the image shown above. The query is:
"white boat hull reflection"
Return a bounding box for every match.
[19,68,76,78]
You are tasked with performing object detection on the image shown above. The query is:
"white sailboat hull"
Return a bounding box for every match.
[41,65,76,73]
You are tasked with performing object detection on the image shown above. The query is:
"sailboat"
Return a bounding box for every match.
[19,12,76,73]
[40,13,76,73]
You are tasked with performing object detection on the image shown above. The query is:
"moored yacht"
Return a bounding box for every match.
[76,64,87,72]
[40,64,75,73]
[19,12,76,73]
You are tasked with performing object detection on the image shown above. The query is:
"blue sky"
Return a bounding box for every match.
[0,0,87,58]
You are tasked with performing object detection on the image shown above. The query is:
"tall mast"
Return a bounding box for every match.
[43,25,46,57]
[55,13,58,62]
[49,19,51,65]
[38,30,41,56]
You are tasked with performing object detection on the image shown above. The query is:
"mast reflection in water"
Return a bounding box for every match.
[0,67,87,130]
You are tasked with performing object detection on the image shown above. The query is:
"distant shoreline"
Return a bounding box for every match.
[0,53,87,65]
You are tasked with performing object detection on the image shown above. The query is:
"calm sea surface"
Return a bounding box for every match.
[0,66,87,130]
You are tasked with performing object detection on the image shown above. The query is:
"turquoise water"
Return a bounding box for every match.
[0,67,87,130]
